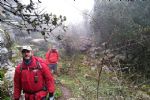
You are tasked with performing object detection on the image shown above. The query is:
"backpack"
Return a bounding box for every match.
[48,51,58,63]
[20,61,42,83]
[19,60,48,94]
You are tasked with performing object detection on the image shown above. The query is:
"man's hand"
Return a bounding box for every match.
[49,92,54,97]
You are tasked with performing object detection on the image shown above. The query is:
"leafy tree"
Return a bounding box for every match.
[92,0,150,82]
[0,0,67,40]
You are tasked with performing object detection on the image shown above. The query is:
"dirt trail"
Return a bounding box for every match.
[57,85,72,100]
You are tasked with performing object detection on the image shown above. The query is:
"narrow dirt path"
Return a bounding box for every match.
[57,85,72,100]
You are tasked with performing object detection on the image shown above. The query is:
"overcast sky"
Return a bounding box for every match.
[20,0,94,24]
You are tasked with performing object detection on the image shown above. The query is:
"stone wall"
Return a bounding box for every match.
[0,29,15,99]
[0,29,12,69]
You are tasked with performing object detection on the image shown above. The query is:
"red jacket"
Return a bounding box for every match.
[45,49,59,64]
[13,56,55,100]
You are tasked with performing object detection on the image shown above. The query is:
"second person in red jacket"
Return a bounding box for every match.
[45,46,59,75]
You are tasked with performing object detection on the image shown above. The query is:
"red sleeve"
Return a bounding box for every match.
[13,65,22,99]
[41,62,55,93]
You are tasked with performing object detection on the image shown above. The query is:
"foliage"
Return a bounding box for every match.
[58,54,149,100]
[0,0,66,39]
[0,83,11,100]
[54,85,62,99]
[0,71,10,100]
[34,50,45,58]
[141,85,150,95]
[92,0,150,85]
[0,69,5,81]
[93,0,150,43]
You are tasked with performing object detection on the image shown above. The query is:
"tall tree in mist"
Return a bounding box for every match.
[92,0,150,80]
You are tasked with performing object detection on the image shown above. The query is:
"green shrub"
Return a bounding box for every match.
[55,86,62,99]
[0,70,5,81]
[0,80,10,99]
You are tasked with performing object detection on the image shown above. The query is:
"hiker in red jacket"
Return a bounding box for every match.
[13,46,55,100]
[45,47,59,75]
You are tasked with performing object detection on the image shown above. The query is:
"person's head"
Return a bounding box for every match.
[21,46,33,60]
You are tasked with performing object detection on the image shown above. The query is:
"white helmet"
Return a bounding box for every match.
[21,45,32,51]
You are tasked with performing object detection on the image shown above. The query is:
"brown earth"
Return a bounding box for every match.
[57,85,72,100]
